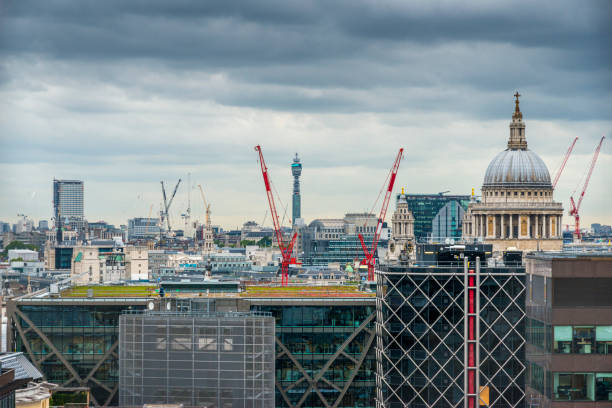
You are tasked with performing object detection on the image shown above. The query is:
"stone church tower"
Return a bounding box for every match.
[387,188,415,261]
[463,93,564,253]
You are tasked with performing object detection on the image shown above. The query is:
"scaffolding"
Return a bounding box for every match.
[119,311,275,408]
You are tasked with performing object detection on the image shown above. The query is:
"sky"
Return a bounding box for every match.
[0,0,611,231]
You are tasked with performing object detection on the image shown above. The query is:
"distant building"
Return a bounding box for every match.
[0,222,10,234]
[592,223,612,236]
[71,242,132,284]
[387,189,415,261]
[301,213,379,267]
[15,216,34,234]
[125,248,148,280]
[37,220,49,231]
[88,221,123,240]
[525,252,612,406]
[463,94,564,252]
[127,217,160,240]
[53,179,85,236]
[400,193,470,241]
[7,249,38,262]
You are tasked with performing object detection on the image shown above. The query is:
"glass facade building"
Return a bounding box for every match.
[7,298,148,406]
[376,258,526,408]
[525,253,612,406]
[9,295,377,408]
[251,300,377,408]
[402,194,471,241]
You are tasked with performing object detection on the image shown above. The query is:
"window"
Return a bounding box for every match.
[574,326,595,354]
[554,326,572,353]
[596,373,612,401]
[597,326,612,354]
[553,373,594,401]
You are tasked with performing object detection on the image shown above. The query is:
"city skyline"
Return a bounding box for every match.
[1,0,611,228]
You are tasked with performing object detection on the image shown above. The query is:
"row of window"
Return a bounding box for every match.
[486,190,552,197]
[530,365,612,401]
[554,325,612,354]
[527,320,612,355]
[555,372,612,401]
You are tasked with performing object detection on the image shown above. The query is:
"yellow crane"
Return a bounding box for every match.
[198,184,211,225]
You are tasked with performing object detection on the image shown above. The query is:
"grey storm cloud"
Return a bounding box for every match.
[0,0,611,227]
[1,0,610,117]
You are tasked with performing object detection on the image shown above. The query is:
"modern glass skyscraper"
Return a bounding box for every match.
[53,179,84,231]
[376,245,526,408]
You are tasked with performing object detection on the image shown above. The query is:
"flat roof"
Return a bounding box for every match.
[526,251,612,260]
[241,284,374,298]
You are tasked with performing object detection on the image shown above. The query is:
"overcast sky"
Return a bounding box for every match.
[1,0,611,231]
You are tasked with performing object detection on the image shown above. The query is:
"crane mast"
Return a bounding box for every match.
[160,179,182,233]
[569,136,605,240]
[255,145,297,286]
[359,148,404,281]
[552,137,578,188]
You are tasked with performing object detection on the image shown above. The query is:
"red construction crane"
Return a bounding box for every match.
[552,137,578,188]
[569,136,605,240]
[255,145,297,286]
[358,148,404,281]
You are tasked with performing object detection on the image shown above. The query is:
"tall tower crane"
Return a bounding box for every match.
[358,148,404,281]
[255,145,297,286]
[198,184,214,253]
[198,185,211,226]
[160,179,182,232]
[569,136,605,240]
[552,137,578,188]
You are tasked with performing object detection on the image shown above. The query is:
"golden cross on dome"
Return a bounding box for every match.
[514,91,521,112]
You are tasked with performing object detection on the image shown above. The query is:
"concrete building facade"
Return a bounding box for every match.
[525,252,612,406]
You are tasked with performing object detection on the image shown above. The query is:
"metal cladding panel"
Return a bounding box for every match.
[119,312,275,408]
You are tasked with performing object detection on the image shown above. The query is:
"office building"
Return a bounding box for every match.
[292,153,302,226]
[302,213,379,267]
[525,251,612,406]
[8,284,376,407]
[127,217,160,240]
[119,311,275,408]
[376,244,526,408]
[38,220,49,231]
[398,193,470,242]
[463,94,564,252]
[53,179,85,236]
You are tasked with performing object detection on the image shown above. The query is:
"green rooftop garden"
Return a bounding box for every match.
[61,285,158,298]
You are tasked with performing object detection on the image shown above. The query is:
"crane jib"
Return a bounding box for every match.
[388,173,397,191]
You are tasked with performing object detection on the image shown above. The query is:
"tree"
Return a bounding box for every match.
[257,236,272,248]
[0,240,38,260]
[240,239,257,247]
